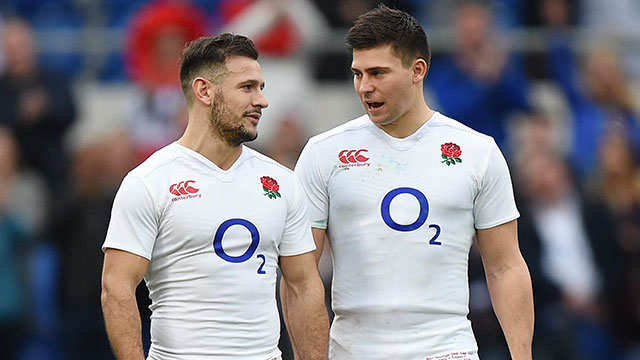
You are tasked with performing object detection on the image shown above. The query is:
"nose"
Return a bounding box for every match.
[254,89,268,109]
[356,75,374,95]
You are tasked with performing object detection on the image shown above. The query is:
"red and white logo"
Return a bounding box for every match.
[170,180,201,201]
[338,149,370,168]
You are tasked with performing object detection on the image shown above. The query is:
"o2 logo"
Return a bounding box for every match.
[380,187,442,245]
[213,218,266,274]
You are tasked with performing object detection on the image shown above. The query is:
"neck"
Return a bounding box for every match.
[177,114,242,170]
[378,97,434,138]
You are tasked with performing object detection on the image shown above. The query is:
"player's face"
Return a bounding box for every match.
[351,44,415,126]
[210,56,268,146]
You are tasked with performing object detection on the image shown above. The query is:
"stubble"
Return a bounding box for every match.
[208,89,258,146]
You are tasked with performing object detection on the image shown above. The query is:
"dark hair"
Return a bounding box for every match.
[345,4,430,73]
[179,33,259,103]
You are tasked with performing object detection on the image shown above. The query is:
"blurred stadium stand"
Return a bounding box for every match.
[2,1,640,360]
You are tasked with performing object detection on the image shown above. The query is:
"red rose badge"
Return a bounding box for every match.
[440,142,462,166]
[261,176,281,199]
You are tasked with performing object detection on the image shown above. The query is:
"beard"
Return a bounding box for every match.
[209,89,258,146]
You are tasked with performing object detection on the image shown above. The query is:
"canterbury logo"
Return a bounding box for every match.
[339,149,369,164]
[169,180,199,196]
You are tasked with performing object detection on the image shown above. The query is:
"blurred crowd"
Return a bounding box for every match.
[0,0,638,359]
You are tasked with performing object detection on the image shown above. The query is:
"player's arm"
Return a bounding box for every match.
[101,248,149,360]
[280,250,329,360]
[311,228,326,265]
[280,227,327,358]
[476,219,534,360]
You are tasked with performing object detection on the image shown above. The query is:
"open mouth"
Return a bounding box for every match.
[366,101,384,110]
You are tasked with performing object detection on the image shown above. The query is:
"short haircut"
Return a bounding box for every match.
[345,4,430,74]
[179,33,259,104]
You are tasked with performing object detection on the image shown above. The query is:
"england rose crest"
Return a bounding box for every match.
[261,176,281,199]
[440,142,462,166]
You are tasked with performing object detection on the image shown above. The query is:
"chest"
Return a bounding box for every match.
[327,144,479,221]
[154,175,290,264]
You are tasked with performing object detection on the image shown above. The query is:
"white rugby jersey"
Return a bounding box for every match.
[103,142,315,360]
[295,112,519,360]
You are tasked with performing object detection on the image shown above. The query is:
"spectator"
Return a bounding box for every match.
[522,0,580,28]
[218,0,328,56]
[49,130,143,360]
[512,123,621,359]
[0,128,32,360]
[540,0,640,178]
[413,0,527,29]
[427,0,532,151]
[580,0,640,77]
[550,40,640,178]
[261,115,308,170]
[0,129,53,360]
[587,128,640,359]
[468,115,568,360]
[123,0,207,163]
[0,17,76,195]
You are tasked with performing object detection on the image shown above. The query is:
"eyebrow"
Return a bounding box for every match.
[351,66,391,73]
[238,79,265,88]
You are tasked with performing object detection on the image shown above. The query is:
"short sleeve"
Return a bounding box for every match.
[102,173,159,259]
[278,175,316,257]
[294,142,329,229]
[473,141,520,229]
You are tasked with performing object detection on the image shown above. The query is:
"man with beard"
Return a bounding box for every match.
[101,34,329,360]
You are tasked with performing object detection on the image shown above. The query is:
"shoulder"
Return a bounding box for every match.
[242,147,302,188]
[428,112,502,171]
[296,115,371,169]
[243,146,295,176]
[243,147,305,202]
[129,143,187,180]
[305,115,370,148]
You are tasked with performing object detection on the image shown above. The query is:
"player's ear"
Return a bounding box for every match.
[412,58,428,83]
[192,77,213,106]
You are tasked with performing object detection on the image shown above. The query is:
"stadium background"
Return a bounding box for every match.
[0,0,639,359]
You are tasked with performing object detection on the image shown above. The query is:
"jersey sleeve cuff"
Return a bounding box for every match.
[474,212,520,230]
[102,244,152,261]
